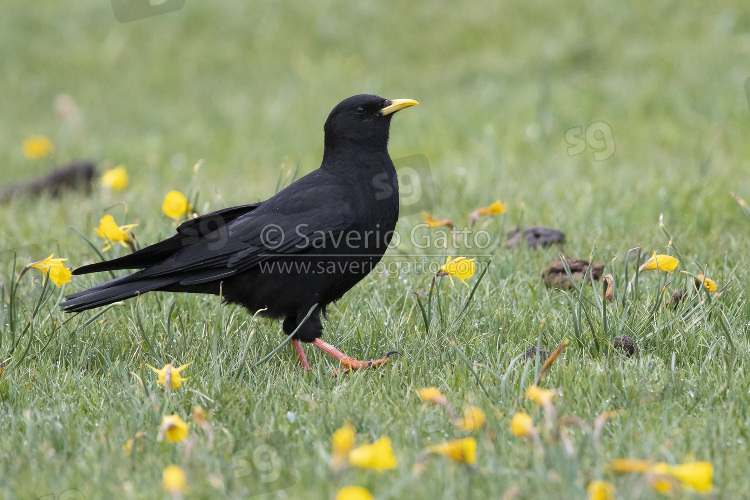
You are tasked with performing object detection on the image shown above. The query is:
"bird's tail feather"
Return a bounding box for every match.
[61,274,176,312]
[72,236,183,275]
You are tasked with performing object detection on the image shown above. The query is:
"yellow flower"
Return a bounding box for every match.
[349,437,397,471]
[639,251,679,272]
[696,272,717,292]
[332,422,356,467]
[666,461,713,493]
[27,254,72,287]
[417,387,448,405]
[611,459,669,490]
[421,210,454,228]
[95,215,137,252]
[526,385,554,406]
[609,459,713,493]
[477,201,506,216]
[162,465,186,494]
[510,412,535,437]
[23,135,54,159]
[47,264,72,287]
[100,166,128,191]
[587,480,615,500]
[162,190,190,219]
[649,463,676,493]
[335,486,374,500]
[159,414,189,443]
[425,438,477,464]
[609,458,651,473]
[455,406,486,431]
[146,362,192,389]
[438,256,476,285]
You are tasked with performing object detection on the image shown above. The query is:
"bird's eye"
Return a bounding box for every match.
[355,106,366,116]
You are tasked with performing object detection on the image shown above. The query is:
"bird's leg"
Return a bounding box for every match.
[312,338,395,371]
[291,339,311,372]
[284,314,312,372]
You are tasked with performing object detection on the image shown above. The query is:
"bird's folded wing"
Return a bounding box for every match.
[72,169,357,288]
[165,207,354,286]
[130,174,356,285]
[72,202,263,275]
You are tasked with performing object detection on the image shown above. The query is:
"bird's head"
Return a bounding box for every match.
[323,94,418,152]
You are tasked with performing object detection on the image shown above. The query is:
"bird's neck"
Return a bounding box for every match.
[321,144,393,172]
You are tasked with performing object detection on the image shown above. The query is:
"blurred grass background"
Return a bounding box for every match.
[2,1,750,498]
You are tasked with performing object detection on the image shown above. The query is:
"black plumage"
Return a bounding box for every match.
[62,95,417,361]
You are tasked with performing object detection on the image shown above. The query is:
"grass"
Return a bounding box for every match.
[2,1,750,498]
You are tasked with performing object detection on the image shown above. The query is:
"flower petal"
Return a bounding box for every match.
[163,190,189,219]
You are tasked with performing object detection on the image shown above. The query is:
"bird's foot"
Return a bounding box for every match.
[312,338,398,374]
[291,339,311,372]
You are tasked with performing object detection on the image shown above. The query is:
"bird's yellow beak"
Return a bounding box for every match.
[380,98,419,116]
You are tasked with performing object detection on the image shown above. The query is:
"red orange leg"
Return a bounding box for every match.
[291,339,311,372]
[312,338,395,371]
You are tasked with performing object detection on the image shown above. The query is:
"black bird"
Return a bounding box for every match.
[61,94,418,370]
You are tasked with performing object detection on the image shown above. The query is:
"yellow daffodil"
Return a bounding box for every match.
[649,462,677,493]
[26,254,72,287]
[526,385,554,406]
[609,459,713,493]
[639,251,679,272]
[23,135,54,159]
[510,412,535,438]
[587,480,615,500]
[425,438,477,464]
[162,465,186,494]
[335,486,374,500]
[664,461,713,493]
[421,210,454,228]
[455,406,486,431]
[100,166,128,191]
[609,458,651,473]
[478,201,506,216]
[162,190,190,219]
[438,256,476,286]
[696,272,717,292]
[95,215,137,252]
[649,476,674,493]
[146,362,192,389]
[418,387,448,405]
[332,422,356,467]
[159,414,189,443]
[349,437,397,471]
[469,200,506,227]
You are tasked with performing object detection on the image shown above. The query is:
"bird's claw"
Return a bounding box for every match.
[337,350,400,372]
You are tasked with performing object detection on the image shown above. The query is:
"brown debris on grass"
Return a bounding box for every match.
[506,226,565,250]
[1,160,96,203]
[602,274,615,303]
[541,257,605,289]
[613,335,637,357]
[668,289,684,310]
[522,346,550,364]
